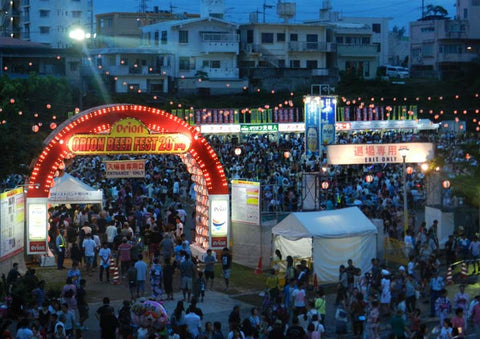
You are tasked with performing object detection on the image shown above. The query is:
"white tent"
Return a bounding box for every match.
[49,173,103,205]
[272,207,377,283]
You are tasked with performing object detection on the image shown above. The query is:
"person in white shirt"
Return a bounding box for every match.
[175,217,184,239]
[98,242,112,282]
[184,309,201,338]
[105,223,118,248]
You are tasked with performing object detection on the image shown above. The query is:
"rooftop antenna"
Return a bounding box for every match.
[263,1,273,23]
[169,2,177,14]
[138,0,150,13]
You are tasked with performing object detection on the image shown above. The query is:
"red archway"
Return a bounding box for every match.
[26,104,229,253]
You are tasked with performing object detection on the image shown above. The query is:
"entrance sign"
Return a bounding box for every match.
[327,143,435,165]
[0,188,25,260]
[105,160,146,178]
[67,118,191,155]
[209,195,230,249]
[26,198,48,255]
[231,180,260,224]
[28,104,229,254]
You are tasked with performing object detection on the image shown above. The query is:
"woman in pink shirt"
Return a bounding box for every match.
[451,307,466,337]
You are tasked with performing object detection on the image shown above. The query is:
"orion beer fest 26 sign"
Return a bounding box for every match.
[305,96,336,157]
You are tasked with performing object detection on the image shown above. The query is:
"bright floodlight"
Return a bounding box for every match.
[69,28,86,41]
[399,147,409,158]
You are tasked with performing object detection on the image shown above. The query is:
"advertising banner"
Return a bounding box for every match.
[67,118,191,155]
[26,198,48,255]
[326,143,435,165]
[104,160,146,178]
[0,188,25,261]
[231,180,260,224]
[305,96,337,156]
[240,124,278,133]
[209,195,230,249]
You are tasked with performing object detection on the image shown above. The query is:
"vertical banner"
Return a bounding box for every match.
[26,198,48,255]
[319,96,336,146]
[209,195,230,250]
[304,96,321,157]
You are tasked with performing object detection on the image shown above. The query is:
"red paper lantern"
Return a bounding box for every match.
[406,166,414,175]
[321,181,330,190]
[442,180,451,189]
[365,175,374,183]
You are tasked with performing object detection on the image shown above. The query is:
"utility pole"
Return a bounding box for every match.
[138,0,150,13]
[421,0,425,19]
[263,1,273,23]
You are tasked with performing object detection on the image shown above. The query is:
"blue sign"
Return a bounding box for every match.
[304,96,336,157]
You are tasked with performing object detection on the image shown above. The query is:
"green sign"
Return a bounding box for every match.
[240,124,279,133]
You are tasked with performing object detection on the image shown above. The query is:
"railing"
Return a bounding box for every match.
[201,32,239,43]
[288,41,332,52]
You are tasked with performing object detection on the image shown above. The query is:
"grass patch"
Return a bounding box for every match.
[211,262,267,294]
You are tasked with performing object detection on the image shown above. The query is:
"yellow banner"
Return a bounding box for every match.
[66,118,191,155]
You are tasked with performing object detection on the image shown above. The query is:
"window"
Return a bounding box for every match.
[472,0,480,6]
[336,36,343,43]
[39,10,50,17]
[39,26,50,34]
[69,62,79,71]
[72,11,81,18]
[290,59,300,68]
[362,37,370,44]
[247,30,253,43]
[261,32,274,43]
[290,33,298,41]
[154,31,159,46]
[179,30,188,43]
[421,26,434,32]
[202,60,221,68]
[161,31,167,44]
[423,44,433,57]
[179,57,190,70]
[23,24,30,39]
[306,60,318,69]
[372,23,381,33]
[278,59,285,67]
[277,33,285,42]
[306,34,318,49]
[464,8,468,19]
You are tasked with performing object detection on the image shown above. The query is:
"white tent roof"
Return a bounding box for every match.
[272,207,377,239]
[49,173,103,204]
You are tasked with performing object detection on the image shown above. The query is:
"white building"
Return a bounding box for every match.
[140,17,247,94]
[20,0,93,48]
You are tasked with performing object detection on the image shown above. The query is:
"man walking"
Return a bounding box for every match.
[204,249,216,290]
[180,253,196,302]
[56,229,67,269]
[134,254,148,298]
[82,234,97,276]
[98,242,112,283]
[221,247,232,291]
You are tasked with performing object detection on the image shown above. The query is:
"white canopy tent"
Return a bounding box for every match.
[272,207,378,283]
[49,173,103,205]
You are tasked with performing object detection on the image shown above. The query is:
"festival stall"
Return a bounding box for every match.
[49,173,103,205]
[272,207,378,283]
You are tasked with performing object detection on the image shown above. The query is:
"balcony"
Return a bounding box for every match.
[437,53,478,63]
[199,67,239,79]
[98,65,168,76]
[336,44,378,57]
[200,33,239,53]
[288,41,335,52]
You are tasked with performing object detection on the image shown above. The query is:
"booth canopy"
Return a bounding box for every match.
[49,173,103,205]
[272,207,378,283]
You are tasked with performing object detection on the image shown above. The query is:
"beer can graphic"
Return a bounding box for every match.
[307,127,318,153]
[322,124,335,145]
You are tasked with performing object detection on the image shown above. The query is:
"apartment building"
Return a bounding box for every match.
[20,0,93,48]
[1,0,21,38]
[409,0,480,79]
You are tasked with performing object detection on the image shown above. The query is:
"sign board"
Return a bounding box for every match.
[240,124,279,133]
[199,124,241,134]
[67,118,191,155]
[104,160,146,178]
[26,198,48,254]
[327,143,435,165]
[336,119,439,131]
[0,188,25,260]
[305,96,337,156]
[209,195,230,249]
[231,180,260,224]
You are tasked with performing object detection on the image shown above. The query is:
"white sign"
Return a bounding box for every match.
[335,119,438,131]
[26,199,48,255]
[327,143,435,165]
[0,188,24,260]
[104,160,146,178]
[200,124,241,134]
[209,195,230,249]
[231,180,260,224]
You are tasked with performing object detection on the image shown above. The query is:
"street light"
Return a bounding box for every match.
[399,147,409,236]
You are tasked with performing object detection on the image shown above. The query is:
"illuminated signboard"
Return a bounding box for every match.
[67,118,191,155]
[26,199,48,254]
[326,143,435,165]
[209,195,230,249]
[240,124,279,133]
[104,160,146,178]
[0,188,24,260]
[305,96,337,156]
